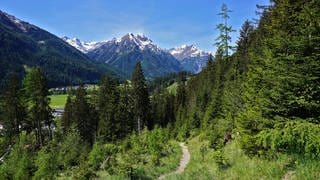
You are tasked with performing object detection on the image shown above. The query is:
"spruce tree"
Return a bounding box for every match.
[23,68,53,146]
[1,73,26,144]
[236,20,254,74]
[214,4,236,58]
[115,82,134,138]
[61,95,73,133]
[96,75,119,142]
[73,84,95,144]
[175,75,186,109]
[131,62,151,133]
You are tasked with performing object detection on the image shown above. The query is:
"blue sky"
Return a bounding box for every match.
[0,0,270,52]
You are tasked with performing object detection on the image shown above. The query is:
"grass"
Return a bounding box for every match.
[167,82,178,95]
[97,140,182,179]
[49,94,68,108]
[164,136,320,180]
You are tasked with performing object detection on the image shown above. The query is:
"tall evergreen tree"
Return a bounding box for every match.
[175,75,186,109]
[23,68,53,147]
[115,82,135,138]
[0,73,26,144]
[236,20,254,74]
[131,62,151,133]
[214,4,236,57]
[73,84,95,144]
[61,95,73,133]
[96,75,119,142]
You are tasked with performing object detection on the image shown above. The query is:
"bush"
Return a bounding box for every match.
[211,149,230,169]
[0,133,35,179]
[57,129,89,168]
[255,121,320,159]
[88,142,117,170]
[34,142,59,179]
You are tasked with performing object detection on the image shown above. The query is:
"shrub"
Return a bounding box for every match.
[88,142,117,170]
[255,121,320,159]
[211,149,230,169]
[34,142,59,179]
[57,129,89,168]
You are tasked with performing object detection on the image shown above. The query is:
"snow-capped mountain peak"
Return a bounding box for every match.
[169,44,209,60]
[62,33,161,53]
[61,34,211,74]
[169,44,210,74]
[62,36,105,53]
[120,33,158,51]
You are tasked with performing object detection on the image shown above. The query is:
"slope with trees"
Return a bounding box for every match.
[0,0,319,179]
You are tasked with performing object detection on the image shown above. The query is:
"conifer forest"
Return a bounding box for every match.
[0,0,320,179]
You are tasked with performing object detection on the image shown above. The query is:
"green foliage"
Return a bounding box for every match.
[96,76,121,142]
[49,94,68,108]
[23,67,53,146]
[151,90,175,127]
[0,133,35,179]
[255,121,320,159]
[94,128,180,179]
[1,1,320,179]
[61,95,73,133]
[72,158,95,180]
[34,142,59,179]
[131,62,151,131]
[0,72,26,144]
[211,149,230,169]
[169,136,320,179]
[72,85,96,144]
[57,129,88,168]
[0,12,120,88]
[215,4,236,57]
[88,142,117,171]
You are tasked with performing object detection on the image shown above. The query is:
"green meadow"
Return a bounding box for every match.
[49,94,68,108]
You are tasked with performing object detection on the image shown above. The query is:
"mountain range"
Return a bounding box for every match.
[0,10,120,87]
[169,45,210,73]
[63,34,210,77]
[0,9,210,87]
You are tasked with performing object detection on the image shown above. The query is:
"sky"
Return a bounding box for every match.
[0,0,270,52]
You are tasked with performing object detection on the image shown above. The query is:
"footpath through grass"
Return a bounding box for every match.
[49,94,68,108]
[165,136,320,180]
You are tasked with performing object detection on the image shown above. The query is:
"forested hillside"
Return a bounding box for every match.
[0,10,120,88]
[0,0,319,179]
[174,0,320,152]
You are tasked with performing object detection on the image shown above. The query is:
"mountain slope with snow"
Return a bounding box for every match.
[63,35,211,75]
[0,10,119,87]
[169,45,210,73]
[64,33,181,78]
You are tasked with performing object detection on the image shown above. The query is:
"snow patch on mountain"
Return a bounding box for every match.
[169,45,211,73]
[61,36,106,53]
[62,34,211,74]
[62,33,162,53]
[0,10,38,32]
[169,44,209,60]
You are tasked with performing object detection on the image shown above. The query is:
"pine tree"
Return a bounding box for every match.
[206,54,214,68]
[214,4,236,58]
[131,62,151,133]
[115,82,135,138]
[23,68,53,146]
[236,20,254,74]
[96,75,119,142]
[0,73,26,144]
[73,84,95,144]
[175,75,186,109]
[61,95,73,133]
